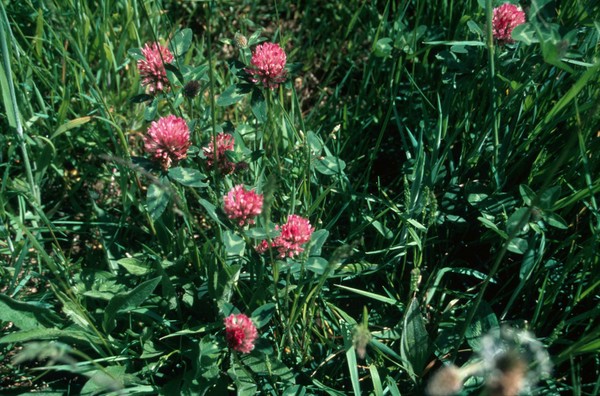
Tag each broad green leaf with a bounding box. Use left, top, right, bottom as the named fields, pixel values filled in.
left=103, top=276, right=162, bottom=332
left=539, top=186, right=561, bottom=209
left=0, top=293, right=61, bottom=330
left=541, top=37, right=574, bottom=73
left=308, top=229, right=329, bottom=256
left=478, top=216, right=508, bottom=239
left=198, top=197, right=225, bottom=226
left=507, top=207, right=530, bottom=236
left=507, top=237, right=528, bottom=254
left=519, top=184, right=537, bottom=207
left=128, top=47, right=143, bottom=61
left=373, top=37, right=393, bottom=57
left=80, top=365, right=127, bottom=395
left=544, top=212, right=568, bottom=229
left=224, top=230, right=245, bottom=257
left=216, top=84, right=251, bottom=106
left=230, top=360, right=258, bottom=396
left=116, top=257, right=151, bottom=275
left=168, top=167, right=208, bottom=188
left=169, top=28, right=193, bottom=57
left=251, top=303, right=276, bottom=328
left=306, top=257, right=329, bottom=275
left=244, top=226, right=279, bottom=240
left=465, top=301, right=498, bottom=351
left=512, top=23, right=538, bottom=44
left=241, top=353, right=294, bottom=383
left=144, top=97, right=158, bottom=121
left=306, top=131, right=324, bottom=155
left=314, top=155, right=346, bottom=176
left=401, top=298, right=429, bottom=378
left=140, top=339, right=163, bottom=359
left=146, top=183, right=169, bottom=220
left=251, top=88, right=267, bottom=123
left=211, top=264, right=241, bottom=307
left=61, top=295, right=96, bottom=329
left=165, top=63, right=184, bottom=84
left=466, top=20, right=484, bottom=36
left=183, top=64, right=209, bottom=81
left=386, top=376, right=402, bottom=396
left=519, top=241, right=537, bottom=281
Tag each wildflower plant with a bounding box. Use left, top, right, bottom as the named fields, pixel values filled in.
left=224, top=313, right=259, bottom=353
left=223, top=185, right=263, bottom=226
left=492, top=3, right=526, bottom=43
left=144, top=115, right=191, bottom=169
left=137, top=42, right=174, bottom=94
left=202, top=132, right=237, bottom=174
left=246, top=42, right=288, bottom=89
left=78, top=21, right=346, bottom=395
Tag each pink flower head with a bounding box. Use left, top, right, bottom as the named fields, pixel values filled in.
left=137, top=42, right=174, bottom=94
left=492, top=3, right=526, bottom=43
left=144, top=115, right=191, bottom=169
left=224, top=313, right=258, bottom=354
left=203, top=133, right=236, bottom=174
left=246, top=42, right=287, bottom=89
left=274, top=214, right=314, bottom=258
left=224, top=185, right=264, bottom=226
left=255, top=240, right=271, bottom=254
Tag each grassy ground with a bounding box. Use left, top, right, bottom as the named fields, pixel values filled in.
left=1, top=0, right=599, bottom=394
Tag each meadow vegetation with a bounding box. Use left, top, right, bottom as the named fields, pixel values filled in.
left=1, top=0, right=599, bottom=394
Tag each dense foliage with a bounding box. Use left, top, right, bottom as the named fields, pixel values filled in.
left=1, top=0, right=599, bottom=394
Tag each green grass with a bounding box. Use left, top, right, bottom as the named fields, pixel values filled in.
left=1, top=0, right=599, bottom=394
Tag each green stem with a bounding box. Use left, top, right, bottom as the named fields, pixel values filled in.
left=485, top=0, right=501, bottom=189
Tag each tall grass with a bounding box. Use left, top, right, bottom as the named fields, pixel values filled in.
left=1, top=0, right=599, bottom=394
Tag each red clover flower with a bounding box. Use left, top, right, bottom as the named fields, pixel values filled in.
left=224, top=313, right=258, bottom=354
left=492, top=3, right=526, bottom=43
left=137, top=42, right=174, bottom=94
left=223, top=185, right=263, bottom=226
left=256, top=215, right=314, bottom=258
left=144, top=115, right=191, bottom=170
left=246, top=42, right=288, bottom=89
left=203, top=133, right=237, bottom=175
left=255, top=240, right=271, bottom=254
left=273, top=215, right=315, bottom=258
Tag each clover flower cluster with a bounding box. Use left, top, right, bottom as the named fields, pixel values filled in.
left=134, top=37, right=301, bottom=359
left=137, top=42, right=174, bottom=94
left=203, top=133, right=237, bottom=175
left=256, top=214, right=315, bottom=259
left=223, top=185, right=263, bottom=226
left=246, top=42, right=287, bottom=89
left=144, top=115, right=191, bottom=170
left=492, top=3, right=526, bottom=42
left=224, top=313, right=258, bottom=354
